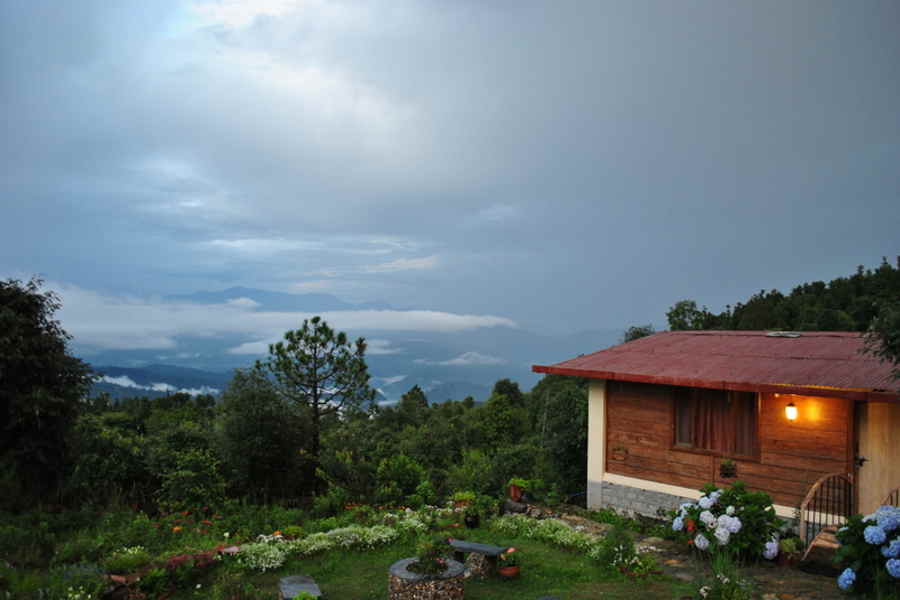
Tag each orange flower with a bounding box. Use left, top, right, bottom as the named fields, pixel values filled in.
left=273, top=530, right=282, bottom=536
left=686, top=519, right=695, bottom=533
left=172, top=526, right=183, bottom=533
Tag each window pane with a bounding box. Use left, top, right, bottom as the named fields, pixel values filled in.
left=675, top=388, right=694, bottom=445
left=732, top=392, right=758, bottom=456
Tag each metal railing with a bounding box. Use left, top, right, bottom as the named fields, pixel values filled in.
left=881, top=485, right=900, bottom=508
left=798, top=472, right=854, bottom=550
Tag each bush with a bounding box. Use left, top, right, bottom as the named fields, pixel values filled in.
left=156, top=448, right=226, bottom=513
left=101, top=546, right=152, bottom=574
left=669, top=482, right=782, bottom=561
left=375, top=455, right=427, bottom=506
left=834, top=506, right=900, bottom=596
left=693, top=552, right=756, bottom=600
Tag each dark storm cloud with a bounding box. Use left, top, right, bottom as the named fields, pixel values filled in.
left=2, top=0, right=898, bottom=336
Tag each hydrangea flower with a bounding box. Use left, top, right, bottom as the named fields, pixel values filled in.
left=837, top=567, right=856, bottom=590
left=864, top=525, right=887, bottom=545
left=763, top=539, right=779, bottom=560
left=694, top=533, right=710, bottom=551
left=726, top=516, right=742, bottom=534
left=876, top=506, right=900, bottom=532
left=698, top=496, right=714, bottom=510
left=672, top=517, right=684, bottom=532
left=882, top=539, right=900, bottom=559
left=714, top=526, right=730, bottom=546
left=726, top=505, right=735, bottom=516
left=700, top=510, right=717, bottom=528
left=887, top=558, right=900, bottom=578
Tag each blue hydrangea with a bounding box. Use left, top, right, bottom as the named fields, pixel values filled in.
left=672, top=517, right=684, bottom=532
left=864, top=525, right=887, bottom=545
left=763, top=539, right=778, bottom=560
left=882, top=539, right=900, bottom=559
left=698, top=496, right=714, bottom=510
left=837, top=567, right=856, bottom=590
left=694, top=533, right=709, bottom=551
left=887, top=558, right=900, bottom=579
left=876, top=506, right=900, bottom=532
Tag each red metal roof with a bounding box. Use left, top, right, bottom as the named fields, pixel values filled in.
left=533, top=331, right=899, bottom=401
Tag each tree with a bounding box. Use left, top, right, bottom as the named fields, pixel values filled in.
left=622, top=324, right=655, bottom=342
left=257, top=316, right=374, bottom=494
left=666, top=299, right=711, bottom=330
left=219, top=368, right=308, bottom=502
left=864, top=300, right=900, bottom=382
left=0, top=277, right=92, bottom=501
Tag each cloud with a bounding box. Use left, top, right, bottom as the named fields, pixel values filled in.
left=226, top=297, right=260, bottom=308
left=98, top=375, right=220, bottom=396
left=366, top=338, right=402, bottom=355
left=414, top=351, right=507, bottom=367
left=373, top=374, right=407, bottom=386
left=51, top=281, right=516, bottom=352
left=364, top=256, right=438, bottom=274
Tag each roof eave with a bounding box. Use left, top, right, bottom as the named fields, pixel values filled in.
left=531, top=364, right=899, bottom=402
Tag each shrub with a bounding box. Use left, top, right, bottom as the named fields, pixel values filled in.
left=156, top=448, right=226, bottom=513
left=834, top=506, right=900, bottom=596
left=408, top=537, right=449, bottom=576
left=669, top=482, right=782, bottom=561
left=101, top=546, right=152, bottom=574
left=313, top=485, right=349, bottom=517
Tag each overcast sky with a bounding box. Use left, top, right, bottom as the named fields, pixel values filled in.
left=2, top=0, right=898, bottom=341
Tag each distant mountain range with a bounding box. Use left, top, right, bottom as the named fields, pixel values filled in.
left=81, top=287, right=620, bottom=403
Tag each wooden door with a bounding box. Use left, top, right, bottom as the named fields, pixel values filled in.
left=855, top=401, right=900, bottom=514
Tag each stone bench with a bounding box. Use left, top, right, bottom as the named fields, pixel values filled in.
left=445, top=539, right=510, bottom=577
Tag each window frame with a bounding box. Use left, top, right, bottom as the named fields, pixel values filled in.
left=670, top=386, right=761, bottom=462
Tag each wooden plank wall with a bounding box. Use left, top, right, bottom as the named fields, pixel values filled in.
left=605, top=382, right=853, bottom=508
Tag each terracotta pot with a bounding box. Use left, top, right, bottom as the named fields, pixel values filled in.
left=498, top=565, right=520, bottom=579
left=508, top=484, right=523, bottom=502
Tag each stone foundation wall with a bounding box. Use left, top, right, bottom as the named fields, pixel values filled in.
left=388, top=558, right=465, bottom=600
left=590, top=480, right=798, bottom=532
left=594, top=481, right=694, bottom=519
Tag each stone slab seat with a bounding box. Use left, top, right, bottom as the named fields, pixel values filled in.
left=279, top=575, right=322, bottom=599
left=445, top=539, right=510, bottom=576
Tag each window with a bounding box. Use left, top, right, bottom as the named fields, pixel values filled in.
left=674, top=387, right=758, bottom=457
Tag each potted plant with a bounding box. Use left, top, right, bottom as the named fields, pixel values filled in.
left=719, top=458, right=737, bottom=478
left=451, top=490, right=476, bottom=509
left=507, top=477, right=528, bottom=502
left=777, top=536, right=801, bottom=567
left=497, top=547, right=521, bottom=579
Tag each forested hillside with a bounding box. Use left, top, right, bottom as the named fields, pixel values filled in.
left=666, top=257, right=900, bottom=332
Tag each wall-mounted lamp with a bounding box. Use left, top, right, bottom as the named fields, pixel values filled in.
left=785, top=402, right=798, bottom=421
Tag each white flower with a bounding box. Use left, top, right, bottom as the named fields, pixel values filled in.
left=695, top=533, right=710, bottom=551
left=700, top=510, right=717, bottom=528
left=726, top=505, right=735, bottom=516
left=195, top=584, right=201, bottom=589
left=714, top=526, right=731, bottom=545
left=224, top=532, right=230, bottom=539
left=699, top=585, right=710, bottom=598
left=726, top=516, right=742, bottom=534
left=763, top=538, right=779, bottom=560
left=698, top=496, right=713, bottom=509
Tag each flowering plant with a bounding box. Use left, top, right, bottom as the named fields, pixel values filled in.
left=833, top=505, right=900, bottom=595
left=499, top=547, right=521, bottom=567
left=670, top=482, right=782, bottom=560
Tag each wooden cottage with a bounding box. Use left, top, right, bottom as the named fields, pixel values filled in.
left=533, top=331, right=900, bottom=535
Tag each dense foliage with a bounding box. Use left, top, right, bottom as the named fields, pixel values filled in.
left=667, top=258, right=900, bottom=333
left=0, top=278, right=92, bottom=503
left=669, top=482, right=782, bottom=562
left=834, top=506, right=900, bottom=597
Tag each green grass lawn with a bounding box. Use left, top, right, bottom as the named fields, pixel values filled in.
left=172, top=526, right=695, bottom=599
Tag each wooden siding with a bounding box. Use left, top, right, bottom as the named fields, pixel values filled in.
left=605, top=381, right=853, bottom=508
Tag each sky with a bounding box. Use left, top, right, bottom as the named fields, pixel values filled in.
left=2, top=0, right=899, bottom=348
